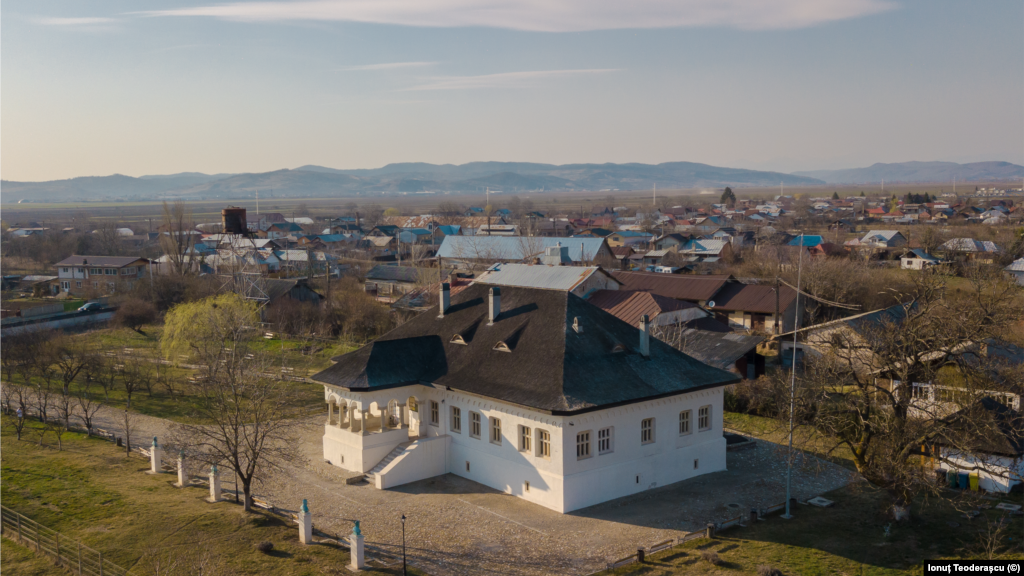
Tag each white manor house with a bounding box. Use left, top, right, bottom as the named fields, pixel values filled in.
left=312, top=281, right=739, bottom=513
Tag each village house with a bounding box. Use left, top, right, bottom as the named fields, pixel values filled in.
left=901, top=249, right=941, bottom=270
left=365, top=265, right=449, bottom=297
left=53, top=255, right=150, bottom=296
left=437, top=236, right=613, bottom=269
left=938, top=238, right=1001, bottom=263
left=312, top=283, right=739, bottom=513
left=1006, top=258, right=1024, bottom=286
left=473, top=259, right=621, bottom=298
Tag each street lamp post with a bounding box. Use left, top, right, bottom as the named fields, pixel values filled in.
left=401, top=514, right=407, bottom=576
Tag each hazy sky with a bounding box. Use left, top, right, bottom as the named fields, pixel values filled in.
left=2, top=0, right=1022, bottom=181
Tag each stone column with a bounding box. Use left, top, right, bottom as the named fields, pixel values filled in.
left=360, top=410, right=368, bottom=436
left=328, top=402, right=335, bottom=425
left=338, top=405, right=345, bottom=429
left=349, top=521, right=365, bottom=570
left=298, top=499, right=313, bottom=544
left=398, top=404, right=407, bottom=429
left=176, top=450, right=189, bottom=487
left=209, top=465, right=222, bottom=502
left=149, top=437, right=162, bottom=474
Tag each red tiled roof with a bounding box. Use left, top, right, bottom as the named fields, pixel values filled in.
left=587, top=289, right=696, bottom=327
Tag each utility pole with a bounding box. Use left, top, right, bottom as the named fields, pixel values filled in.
left=774, top=276, right=780, bottom=335
left=782, top=233, right=805, bottom=520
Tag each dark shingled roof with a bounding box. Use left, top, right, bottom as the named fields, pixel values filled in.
left=944, top=397, right=1024, bottom=457
left=674, top=330, right=764, bottom=371
left=313, top=284, right=739, bottom=414
left=611, top=271, right=734, bottom=302
left=710, top=283, right=798, bottom=314
left=55, top=255, right=148, bottom=268
left=366, top=265, right=448, bottom=284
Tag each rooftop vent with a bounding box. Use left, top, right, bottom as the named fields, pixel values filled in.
left=488, top=287, right=501, bottom=325
left=572, top=317, right=583, bottom=334
left=540, top=243, right=572, bottom=266
left=493, top=341, right=511, bottom=353
left=639, top=314, right=650, bottom=358
left=439, top=282, right=450, bottom=318
left=450, top=334, right=467, bottom=345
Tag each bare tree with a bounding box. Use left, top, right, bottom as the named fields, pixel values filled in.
left=93, top=222, right=125, bottom=256
left=117, top=409, right=140, bottom=456
left=120, top=357, right=153, bottom=408
left=52, top=333, right=93, bottom=394
left=753, top=269, right=1024, bottom=521
left=170, top=357, right=304, bottom=512
left=54, top=389, right=77, bottom=433
left=76, top=382, right=105, bottom=436
left=158, top=200, right=200, bottom=277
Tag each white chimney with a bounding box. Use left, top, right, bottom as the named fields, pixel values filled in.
left=488, top=287, right=501, bottom=325
left=439, top=282, right=450, bottom=317
left=639, top=314, right=650, bottom=358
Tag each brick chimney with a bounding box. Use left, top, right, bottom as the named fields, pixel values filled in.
left=639, top=314, right=650, bottom=358
left=488, top=287, right=501, bottom=325
left=439, top=282, right=450, bottom=318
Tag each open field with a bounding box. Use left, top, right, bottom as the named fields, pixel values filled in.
left=0, top=417, right=422, bottom=575
left=1, top=538, right=67, bottom=576
left=4, top=180, right=1020, bottom=229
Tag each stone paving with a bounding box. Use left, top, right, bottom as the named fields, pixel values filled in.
left=257, top=418, right=855, bottom=576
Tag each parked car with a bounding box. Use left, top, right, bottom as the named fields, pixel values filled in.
left=78, top=302, right=103, bottom=312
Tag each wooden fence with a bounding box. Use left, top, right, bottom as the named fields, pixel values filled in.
left=0, top=505, right=129, bottom=576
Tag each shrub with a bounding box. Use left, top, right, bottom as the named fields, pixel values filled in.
left=700, top=550, right=721, bottom=565
left=256, top=541, right=274, bottom=553
left=758, top=565, right=783, bottom=576
left=112, top=298, right=158, bottom=333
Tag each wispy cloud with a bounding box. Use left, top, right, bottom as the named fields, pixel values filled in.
left=339, top=61, right=437, bottom=71
left=34, top=16, right=119, bottom=27
left=138, top=0, right=895, bottom=32
left=404, top=69, right=620, bottom=91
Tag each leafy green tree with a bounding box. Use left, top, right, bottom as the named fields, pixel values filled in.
left=161, top=293, right=260, bottom=369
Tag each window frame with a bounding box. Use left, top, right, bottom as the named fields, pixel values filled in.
left=641, top=418, right=655, bottom=445
left=576, top=430, right=592, bottom=460
left=469, top=411, right=481, bottom=439
left=429, top=400, right=439, bottom=426
left=519, top=425, right=532, bottom=453
left=450, top=406, right=462, bottom=434
left=598, top=427, right=614, bottom=455
left=490, top=417, right=502, bottom=445
left=537, top=429, right=551, bottom=458
left=679, top=410, right=692, bottom=436
left=698, top=405, right=711, bottom=432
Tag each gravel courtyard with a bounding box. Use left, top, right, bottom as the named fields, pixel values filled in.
left=253, top=417, right=855, bottom=576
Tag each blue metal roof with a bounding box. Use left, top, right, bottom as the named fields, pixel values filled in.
left=788, top=235, right=824, bottom=247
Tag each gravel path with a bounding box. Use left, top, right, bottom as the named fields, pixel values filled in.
left=256, top=417, right=855, bottom=576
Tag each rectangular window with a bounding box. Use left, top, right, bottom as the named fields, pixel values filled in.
left=430, top=401, right=439, bottom=426
left=105, top=269, right=116, bottom=275
left=75, top=281, right=82, bottom=288
left=62, top=268, right=69, bottom=273
left=576, top=431, right=591, bottom=460
left=537, top=429, right=550, bottom=458
left=470, top=412, right=481, bottom=439
left=90, top=268, right=101, bottom=275
left=121, top=267, right=135, bottom=275
left=679, top=410, right=692, bottom=435
left=524, top=481, right=530, bottom=492
left=519, top=426, right=532, bottom=452
left=490, top=418, right=502, bottom=445
left=694, top=459, right=699, bottom=469
left=698, top=406, right=711, bottom=431
left=641, top=418, right=655, bottom=444
left=598, top=427, right=613, bottom=454
left=92, top=282, right=98, bottom=288
left=451, top=407, right=462, bottom=433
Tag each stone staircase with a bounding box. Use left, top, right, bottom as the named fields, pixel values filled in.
left=365, top=441, right=414, bottom=486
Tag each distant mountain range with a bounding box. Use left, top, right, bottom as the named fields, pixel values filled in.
left=3, top=160, right=1020, bottom=203
left=793, top=161, right=1024, bottom=184
left=1, top=161, right=822, bottom=202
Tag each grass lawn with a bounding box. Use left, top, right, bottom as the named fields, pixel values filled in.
left=602, top=482, right=1024, bottom=576
left=631, top=411, right=1024, bottom=575
left=0, top=418, right=423, bottom=575
left=1, top=538, right=67, bottom=576
left=4, top=325, right=362, bottom=423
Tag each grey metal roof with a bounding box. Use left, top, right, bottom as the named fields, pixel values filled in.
left=366, top=265, right=449, bottom=284
left=312, top=284, right=739, bottom=414
left=474, top=263, right=619, bottom=292
left=1005, top=258, right=1024, bottom=272
left=437, top=236, right=608, bottom=262
left=676, top=330, right=764, bottom=371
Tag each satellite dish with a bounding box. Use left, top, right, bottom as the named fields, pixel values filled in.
left=707, top=301, right=716, bottom=308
